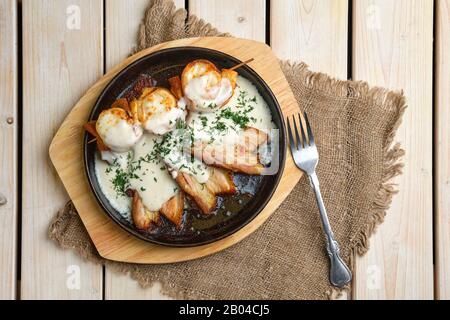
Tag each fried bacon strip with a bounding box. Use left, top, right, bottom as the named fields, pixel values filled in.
left=168, top=76, right=183, bottom=100
left=123, top=74, right=156, bottom=102
left=197, top=146, right=264, bottom=175
left=205, top=168, right=237, bottom=195
left=176, top=168, right=236, bottom=214
left=111, top=98, right=131, bottom=115
left=83, top=121, right=109, bottom=152
left=131, top=190, right=186, bottom=229
left=131, top=191, right=160, bottom=230
left=176, top=173, right=216, bottom=214
left=160, top=191, right=185, bottom=227
left=192, top=127, right=269, bottom=175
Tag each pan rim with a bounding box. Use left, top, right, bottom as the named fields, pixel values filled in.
left=84, top=46, right=287, bottom=247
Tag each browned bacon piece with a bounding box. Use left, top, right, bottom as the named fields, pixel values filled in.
left=168, top=76, right=183, bottom=100
left=205, top=168, right=236, bottom=195
left=123, top=74, right=156, bottom=102
left=176, top=168, right=236, bottom=214
left=192, top=127, right=269, bottom=175
left=131, top=190, right=186, bottom=229
left=131, top=191, right=160, bottom=230
left=83, top=121, right=109, bottom=152
left=160, top=191, right=185, bottom=227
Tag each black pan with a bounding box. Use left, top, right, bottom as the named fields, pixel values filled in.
left=84, top=47, right=286, bottom=247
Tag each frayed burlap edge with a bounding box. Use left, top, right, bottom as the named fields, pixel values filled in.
left=48, top=203, right=207, bottom=300
left=279, top=61, right=406, bottom=299
left=49, top=0, right=406, bottom=300
left=280, top=61, right=407, bottom=253
left=134, top=0, right=230, bottom=53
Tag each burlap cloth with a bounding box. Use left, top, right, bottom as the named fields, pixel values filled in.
left=49, top=0, right=406, bottom=299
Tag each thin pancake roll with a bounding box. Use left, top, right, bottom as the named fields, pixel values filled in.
left=180, top=59, right=238, bottom=112
left=84, top=99, right=143, bottom=153
left=130, top=87, right=186, bottom=135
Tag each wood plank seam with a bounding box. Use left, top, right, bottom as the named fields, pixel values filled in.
left=16, top=0, right=23, bottom=300
left=435, top=0, right=450, bottom=300
left=0, top=0, right=18, bottom=300
left=270, top=0, right=349, bottom=300
left=352, top=0, right=434, bottom=299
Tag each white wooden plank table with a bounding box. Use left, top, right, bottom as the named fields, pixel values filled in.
left=0, top=0, right=18, bottom=300
left=436, top=0, right=450, bottom=300
left=21, top=0, right=104, bottom=299
left=1, top=0, right=444, bottom=299
left=352, top=0, right=434, bottom=299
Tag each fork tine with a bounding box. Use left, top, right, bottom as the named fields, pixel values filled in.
left=292, top=115, right=303, bottom=149
left=287, top=116, right=297, bottom=151
left=304, top=112, right=314, bottom=145
left=298, top=113, right=307, bottom=147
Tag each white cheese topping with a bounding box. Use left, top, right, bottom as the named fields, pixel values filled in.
left=96, top=110, right=143, bottom=153
left=188, top=76, right=276, bottom=146
left=184, top=75, right=233, bottom=112
left=128, top=134, right=178, bottom=211
left=94, top=75, right=275, bottom=217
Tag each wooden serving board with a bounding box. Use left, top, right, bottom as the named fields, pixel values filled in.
left=49, top=37, right=302, bottom=264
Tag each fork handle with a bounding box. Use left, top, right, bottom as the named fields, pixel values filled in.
left=308, top=172, right=352, bottom=288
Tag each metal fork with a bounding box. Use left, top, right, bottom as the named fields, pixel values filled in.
left=287, top=112, right=352, bottom=288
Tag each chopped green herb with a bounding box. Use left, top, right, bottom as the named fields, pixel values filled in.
left=200, top=116, right=208, bottom=127
left=176, top=118, right=187, bottom=129
left=214, top=121, right=227, bottom=132
left=110, top=167, right=129, bottom=196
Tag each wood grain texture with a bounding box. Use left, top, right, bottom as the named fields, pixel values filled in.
left=270, top=0, right=348, bottom=76
left=352, top=0, right=434, bottom=299
left=104, top=0, right=184, bottom=300
left=105, top=0, right=151, bottom=70
left=106, top=273, right=172, bottom=300
left=436, top=0, right=450, bottom=300
left=270, top=0, right=349, bottom=300
left=0, top=0, right=17, bottom=300
left=189, top=0, right=266, bottom=41
left=21, top=0, right=103, bottom=299
left=105, top=0, right=185, bottom=70
left=49, top=37, right=302, bottom=264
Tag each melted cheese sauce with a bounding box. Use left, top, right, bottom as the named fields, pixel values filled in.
left=161, top=129, right=211, bottom=183
left=184, top=75, right=232, bottom=112
left=129, top=134, right=178, bottom=211
left=95, top=75, right=275, bottom=218
left=140, top=89, right=186, bottom=135
left=94, top=152, right=132, bottom=218
left=96, top=110, right=143, bottom=153
left=188, top=76, right=276, bottom=146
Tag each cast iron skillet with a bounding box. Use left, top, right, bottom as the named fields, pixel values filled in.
left=84, top=47, right=286, bottom=247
